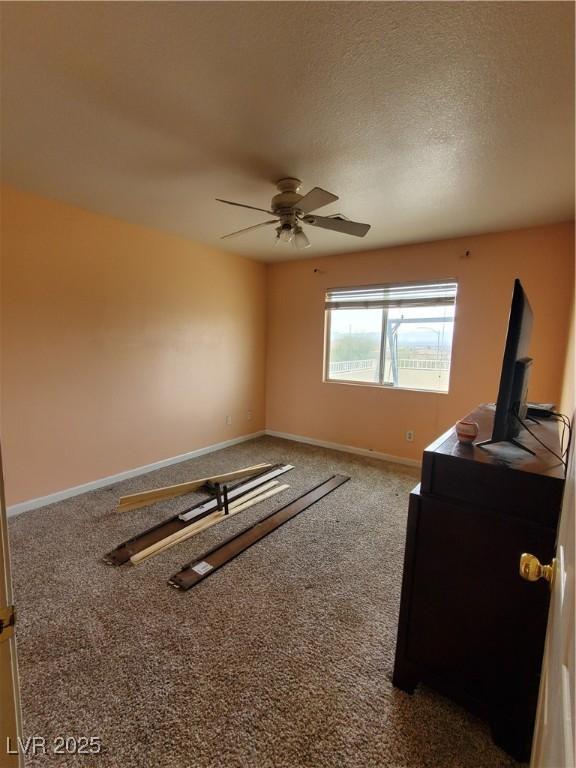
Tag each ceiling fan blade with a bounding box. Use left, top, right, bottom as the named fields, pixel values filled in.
left=220, top=220, right=278, bottom=240
left=302, top=214, right=371, bottom=237
left=296, top=187, right=339, bottom=214
left=216, top=198, right=274, bottom=215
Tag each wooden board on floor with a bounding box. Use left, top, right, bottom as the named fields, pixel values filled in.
left=168, top=475, right=350, bottom=591
left=116, top=462, right=272, bottom=512
left=104, top=464, right=294, bottom=566
left=130, top=481, right=289, bottom=564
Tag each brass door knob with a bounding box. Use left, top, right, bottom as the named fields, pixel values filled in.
left=519, top=553, right=556, bottom=589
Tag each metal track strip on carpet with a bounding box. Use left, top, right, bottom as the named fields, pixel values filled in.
left=103, top=464, right=294, bottom=566
left=168, top=474, right=350, bottom=591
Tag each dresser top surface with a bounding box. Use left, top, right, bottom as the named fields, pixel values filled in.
left=426, top=404, right=565, bottom=481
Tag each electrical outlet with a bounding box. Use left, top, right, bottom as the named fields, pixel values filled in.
left=226, top=415, right=232, bottom=425
left=406, top=430, right=414, bottom=442
left=247, top=410, right=252, bottom=421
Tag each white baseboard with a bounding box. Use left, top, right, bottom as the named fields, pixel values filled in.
left=264, top=430, right=421, bottom=468
left=7, top=428, right=419, bottom=518
left=6, top=431, right=265, bottom=518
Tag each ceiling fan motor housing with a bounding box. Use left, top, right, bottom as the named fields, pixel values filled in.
left=271, top=177, right=303, bottom=215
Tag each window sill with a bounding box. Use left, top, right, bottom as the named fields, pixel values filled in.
left=323, top=378, right=450, bottom=395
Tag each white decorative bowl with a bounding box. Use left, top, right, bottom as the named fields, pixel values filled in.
left=456, top=419, right=479, bottom=444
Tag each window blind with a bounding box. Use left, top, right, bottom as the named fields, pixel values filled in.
left=325, top=281, right=457, bottom=310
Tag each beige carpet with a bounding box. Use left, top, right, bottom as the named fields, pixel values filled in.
left=8, top=437, right=521, bottom=767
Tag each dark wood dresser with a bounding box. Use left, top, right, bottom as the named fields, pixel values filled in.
left=392, top=404, right=565, bottom=762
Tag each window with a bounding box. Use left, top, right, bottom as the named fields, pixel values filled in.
left=324, top=281, right=457, bottom=393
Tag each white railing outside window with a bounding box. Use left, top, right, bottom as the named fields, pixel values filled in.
left=397, top=358, right=450, bottom=371
left=329, top=359, right=375, bottom=374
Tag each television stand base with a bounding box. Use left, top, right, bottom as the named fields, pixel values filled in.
left=475, top=437, right=536, bottom=456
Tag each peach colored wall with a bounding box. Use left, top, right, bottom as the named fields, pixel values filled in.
left=266, top=223, right=575, bottom=461
left=0, top=186, right=267, bottom=505
left=560, top=298, right=575, bottom=418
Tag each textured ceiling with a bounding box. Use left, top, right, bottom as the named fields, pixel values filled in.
left=1, top=2, right=574, bottom=262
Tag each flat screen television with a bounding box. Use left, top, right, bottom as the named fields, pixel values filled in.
left=477, top=278, right=535, bottom=454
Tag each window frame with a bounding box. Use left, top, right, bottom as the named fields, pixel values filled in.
left=323, top=279, right=457, bottom=394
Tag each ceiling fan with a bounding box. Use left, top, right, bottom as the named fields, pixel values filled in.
left=216, top=178, right=371, bottom=249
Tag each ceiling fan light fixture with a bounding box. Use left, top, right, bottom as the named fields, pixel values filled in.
left=294, top=227, right=310, bottom=249
left=279, top=224, right=294, bottom=243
